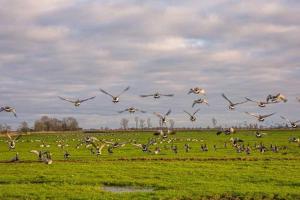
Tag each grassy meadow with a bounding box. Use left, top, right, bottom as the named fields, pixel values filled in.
left=0, top=130, right=299, bottom=200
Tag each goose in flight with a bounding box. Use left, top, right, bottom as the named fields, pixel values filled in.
left=99, top=86, right=130, bottom=103
left=255, top=130, right=267, bottom=138
left=30, top=150, right=52, bottom=164
left=192, top=98, right=209, bottom=107
left=266, top=93, right=287, bottom=103
left=0, top=106, right=17, bottom=117
left=58, top=96, right=96, bottom=107
left=153, top=109, right=171, bottom=127
left=222, top=94, right=248, bottom=110
left=188, top=87, right=206, bottom=95
left=245, top=97, right=273, bottom=108
left=280, top=116, right=300, bottom=128
left=6, top=133, right=22, bottom=150
left=140, top=92, right=174, bottom=99
left=118, top=107, right=146, bottom=114
left=244, top=112, right=275, bottom=122
left=216, top=128, right=235, bottom=135
left=184, top=109, right=200, bottom=122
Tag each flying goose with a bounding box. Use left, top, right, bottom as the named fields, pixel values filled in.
left=99, top=86, right=130, bottom=103
left=266, top=93, right=287, bottom=103
left=184, top=109, right=200, bottom=122
left=255, top=130, right=267, bottom=138
left=280, top=116, right=300, bottom=128
left=244, top=112, right=275, bottom=122
left=30, top=150, right=52, bottom=164
left=6, top=133, right=22, bottom=150
left=153, top=109, right=171, bottom=127
left=245, top=97, right=272, bottom=108
left=58, top=96, right=96, bottom=107
left=188, top=87, right=206, bottom=95
left=192, top=98, right=209, bottom=107
left=0, top=106, right=17, bottom=117
left=140, top=92, right=174, bottom=99
left=216, top=127, right=235, bottom=135
left=118, top=107, right=146, bottom=114
left=222, top=94, right=248, bottom=110
left=131, top=139, right=155, bottom=153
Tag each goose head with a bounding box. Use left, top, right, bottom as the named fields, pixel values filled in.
left=153, top=93, right=160, bottom=98
left=112, top=97, right=119, bottom=103
left=190, top=116, right=196, bottom=122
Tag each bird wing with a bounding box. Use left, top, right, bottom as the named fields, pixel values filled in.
left=280, top=116, right=291, bottom=123
left=131, top=143, right=142, bottom=148
left=6, top=133, right=12, bottom=140
left=245, top=112, right=259, bottom=118
left=140, top=94, right=154, bottom=97
left=234, top=100, right=248, bottom=106
left=117, top=86, right=130, bottom=97
left=58, top=96, right=75, bottom=103
left=118, top=108, right=128, bottom=113
left=14, top=134, right=22, bottom=141
left=261, top=113, right=276, bottom=118
left=222, top=94, right=233, bottom=104
left=184, top=110, right=192, bottom=117
left=165, top=109, right=172, bottom=116
left=278, top=94, right=287, bottom=102
left=139, top=109, right=147, bottom=113
left=245, top=97, right=257, bottom=103
left=193, top=108, right=201, bottom=116
left=154, top=112, right=163, bottom=119
left=30, top=150, right=40, bottom=156
left=12, top=109, right=17, bottom=117
left=294, top=120, right=300, bottom=124
left=99, top=89, right=114, bottom=98
left=161, top=94, right=174, bottom=97
left=80, top=96, right=96, bottom=103
left=0, top=107, right=4, bottom=112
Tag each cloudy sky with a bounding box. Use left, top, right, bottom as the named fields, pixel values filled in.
left=0, top=0, right=299, bottom=129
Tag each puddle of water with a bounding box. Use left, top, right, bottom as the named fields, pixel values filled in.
left=102, top=186, right=154, bottom=193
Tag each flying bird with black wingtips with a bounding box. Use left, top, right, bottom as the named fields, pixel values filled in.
left=154, top=109, right=171, bottom=127
left=0, top=106, right=17, bottom=117
left=192, top=98, right=209, bottom=107
left=184, top=109, right=200, bottom=122
left=244, top=112, right=275, bottom=122
left=245, top=97, right=273, bottom=108
left=118, top=107, right=146, bottom=114
left=58, top=96, right=96, bottom=107
left=99, top=86, right=130, bottom=103
left=280, top=116, right=300, bottom=128
left=140, top=92, right=174, bottom=99
left=222, top=93, right=248, bottom=110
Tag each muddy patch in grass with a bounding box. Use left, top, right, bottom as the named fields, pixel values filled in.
left=102, top=185, right=154, bottom=193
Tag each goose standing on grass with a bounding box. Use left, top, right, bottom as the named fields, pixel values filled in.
left=154, top=109, right=171, bottom=127
left=118, top=107, right=146, bottom=114
left=192, top=98, right=209, bottom=107
left=245, top=97, right=272, bottom=108
left=184, top=109, right=200, bottom=122
left=99, top=86, right=130, bottom=103
left=140, top=92, right=174, bottom=99
left=222, top=93, right=248, bottom=110
left=280, top=116, right=300, bottom=128
left=0, top=106, right=17, bottom=117
left=266, top=93, right=287, bottom=103
left=58, top=96, right=96, bottom=107
left=188, top=87, right=206, bottom=95
left=244, top=112, right=275, bottom=122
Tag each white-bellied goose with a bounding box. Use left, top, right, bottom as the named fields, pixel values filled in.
left=0, top=106, right=17, bottom=117
left=266, top=93, right=287, bottom=103
left=188, top=87, right=206, bottom=95
left=222, top=94, right=247, bottom=110
left=154, top=109, right=171, bottom=127
left=99, top=86, right=130, bottom=103
left=58, top=96, right=96, bottom=107
left=280, top=116, right=300, bottom=128
left=245, top=112, right=275, bottom=122
left=140, top=92, right=174, bottom=99
left=184, top=109, right=200, bottom=122
left=118, top=107, right=146, bottom=114
left=192, top=98, right=209, bottom=107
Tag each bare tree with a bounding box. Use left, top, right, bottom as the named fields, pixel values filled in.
left=139, top=119, right=145, bottom=130
left=134, top=116, right=139, bottom=129
left=120, top=118, right=129, bottom=130
left=147, top=118, right=152, bottom=129
left=18, top=121, right=30, bottom=133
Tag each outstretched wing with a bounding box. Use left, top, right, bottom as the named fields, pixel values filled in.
left=262, top=113, right=275, bottom=118
left=12, top=109, right=17, bottom=117
left=280, top=116, right=291, bottom=123
left=245, top=112, right=259, bottom=118
left=245, top=97, right=257, bottom=103
left=99, top=89, right=114, bottom=98
left=161, top=94, right=174, bottom=97
left=117, top=86, right=130, bottom=97
left=193, top=108, right=201, bottom=116
left=153, top=112, right=163, bottom=119
left=165, top=109, right=172, bottom=116
left=222, top=93, right=233, bottom=104
left=118, top=108, right=128, bottom=113
left=80, top=96, right=96, bottom=103
left=0, top=107, right=4, bottom=112
left=6, top=133, right=12, bottom=140
left=184, top=110, right=192, bottom=117
left=58, top=96, right=75, bottom=103
left=15, top=134, right=22, bottom=141
left=234, top=100, right=248, bottom=106
left=30, top=150, right=40, bottom=156
left=140, top=94, right=154, bottom=98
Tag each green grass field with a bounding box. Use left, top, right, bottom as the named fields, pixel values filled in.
left=0, top=130, right=300, bottom=200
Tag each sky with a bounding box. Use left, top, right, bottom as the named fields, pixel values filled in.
left=0, top=0, right=299, bottom=129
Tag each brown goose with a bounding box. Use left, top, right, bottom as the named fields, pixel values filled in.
left=188, top=87, right=206, bottom=95
left=266, top=93, right=287, bottom=103
left=140, top=92, right=174, bottom=99
left=154, top=109, right=171, bottom=127
left=222, top=94, right=248, bottom=110
left=184, top=109, right=200, bottom=122
left=192, top=98, right=209, bottom=107
left=244, top=112, right=275, bottom=122
left=99, top=86, right=130, bottom=103
left=0, top=106, right=17, bottom=117
left=280, top=116, right=300, bottom=128
left=245, top=97, right=273, bottom=108
left=118, top=107, right=146, bottom=114
left=58, top=96, right=96, bottom=107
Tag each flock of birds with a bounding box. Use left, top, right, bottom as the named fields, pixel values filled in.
left=1, top=87, right=300, bottom=164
